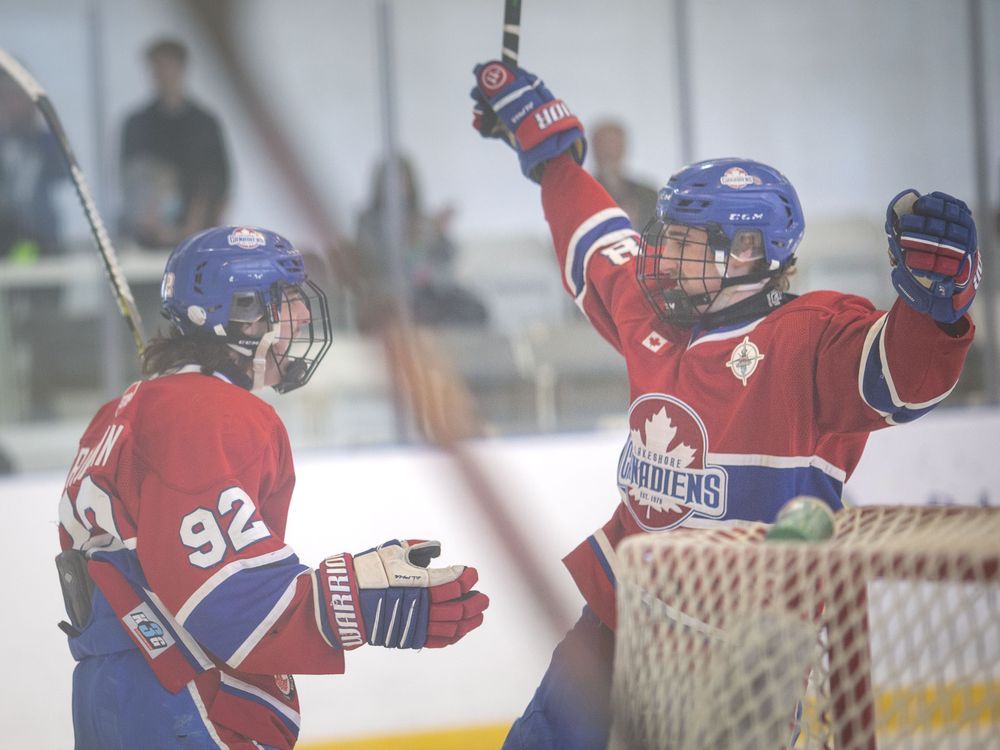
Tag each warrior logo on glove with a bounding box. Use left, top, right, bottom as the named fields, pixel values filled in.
left=316, top=540, right=488, bottom=651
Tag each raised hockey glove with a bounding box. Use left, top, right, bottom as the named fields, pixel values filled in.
left=316, top=540, right=488, bottom=650
left=886, top=189, right=981, bottom=323
left=471, top=60, right=586, bottom=183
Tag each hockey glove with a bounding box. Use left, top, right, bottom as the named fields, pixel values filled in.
left=886, top=189, right=981, bottom=323
left=471, top=60, right=586, bottom=183
left=315, top=540, right=488, bottom=650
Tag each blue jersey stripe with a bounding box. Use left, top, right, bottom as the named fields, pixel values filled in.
left=586, top=535, right=617, bottom=590
left=218, top=679, right=300, bottom=736
left=569, top=215, right=632, bottom=296
left=710, top=464, right=843, bottom=523
left=184, top=555, right=308, bottom=661
left=860, top=325, right=942, bottom=424
left=861, top=324, right=895, bottom=414
left=87, top=546, right=212, bottom=673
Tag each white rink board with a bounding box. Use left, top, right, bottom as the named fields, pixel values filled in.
left=1, top=408, right=997, bottom=747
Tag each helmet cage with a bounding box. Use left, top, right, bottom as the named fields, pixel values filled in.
left=636, top=158, right=804, bottom=327
left=160, top=226, right=332, bottom=393
left=636, top=219, right=729, bottom=328
left=222, top=279, right=332, bottom=393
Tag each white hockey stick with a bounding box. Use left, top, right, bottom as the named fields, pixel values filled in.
left=0, top=48, right=147, bottom=355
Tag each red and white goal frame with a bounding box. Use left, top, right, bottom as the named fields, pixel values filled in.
left=610, top=506, right=1000, bottom=749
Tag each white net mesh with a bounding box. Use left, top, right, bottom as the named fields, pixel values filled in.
left=610, top=506, right=1000, bottom=750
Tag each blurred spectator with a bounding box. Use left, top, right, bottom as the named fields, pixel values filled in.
left=0, top=443, right=13, bottom=474
left=355, top=154, right=488, bottom=328
left=0, top=68, right=66, bottom=261
left=590, top=119, right=658, bottom=229
left=0, top=65, right=74, bottom=420
left=120, top=37, right=230, bottom=248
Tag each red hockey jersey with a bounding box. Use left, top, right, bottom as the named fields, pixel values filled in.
left=541, top=156, right=974, bottom=629
left=58, top=367, right=348, bottom=749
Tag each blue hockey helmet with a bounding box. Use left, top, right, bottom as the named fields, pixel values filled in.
left=160, top=226, right=332, bottom=393
left=636, top=158, right=805, bottom=326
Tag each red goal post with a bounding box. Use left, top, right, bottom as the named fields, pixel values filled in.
left=610, top=506, right=1000, bottom=750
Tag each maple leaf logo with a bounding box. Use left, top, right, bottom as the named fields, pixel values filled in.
left=628, top=407, right=698, bottom=517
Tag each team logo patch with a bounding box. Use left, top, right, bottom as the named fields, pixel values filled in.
left=617, top=394, right=728, bottom=531
left=479, top=62, right=510, bottom=93
left=720, top=167, right=762, bottom=190
left=274, top=674, right=296, bottom=700
left=123, top=605, right=174, bottom=658
left=227, top=227, right=266, bottom=249
left=725, top=335, right=765, bottom=386
left=641, top=331, right=667, bottom=353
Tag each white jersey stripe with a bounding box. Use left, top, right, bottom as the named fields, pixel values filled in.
left=687, top=316, right=767, bottom=349
left=859, top=313, right=958, bottom=424
left=144, top=588, right=215, bottom=671
left=176, top=546, right=297, bottom=625
left=227, top=572, right=308, bottom=669
left=186, top=683, right=231, bottom=749
left=219, top=673, right=301, bottom=729
left=563, top=208, right=630, bottom=295
left=591, top=528, right=620, bottom=580
left=877, top=314, right=957, bottom=412
left=706, top=452, right=847, bottom=483
left=858, top=313, right=890, bottom=419
left=573, top=229, right=635, bottom=317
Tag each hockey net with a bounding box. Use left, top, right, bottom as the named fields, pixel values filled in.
left=609, top=506, right=1000, bottom=750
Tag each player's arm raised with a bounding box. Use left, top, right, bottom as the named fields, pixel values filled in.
left=470, top=61, right=643, bottom=352
left=813, top=190, right=977, bottom=431
left=471, top=60, right=585, bottom=183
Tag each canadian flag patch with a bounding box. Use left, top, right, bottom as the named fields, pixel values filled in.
left=642, top=331, right=667, bottom=353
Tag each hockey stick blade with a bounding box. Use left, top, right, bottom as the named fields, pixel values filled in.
left=0, top=47, right=147, bottom=355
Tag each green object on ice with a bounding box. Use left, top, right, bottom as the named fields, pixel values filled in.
left=765, top=496, right=835, bottom=543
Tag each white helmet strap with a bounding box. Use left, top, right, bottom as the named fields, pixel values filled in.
left=251, top=328, right=278, bottom=392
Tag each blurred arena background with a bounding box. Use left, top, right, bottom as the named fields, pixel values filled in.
left=0, top=1, right=998, bottom=747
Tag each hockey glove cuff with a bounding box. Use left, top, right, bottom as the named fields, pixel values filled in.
left=471, top=60, right=586, bottom=183
left=886, top=189, right=981, bottom=323
left=315, top=540, right=488, bottom=651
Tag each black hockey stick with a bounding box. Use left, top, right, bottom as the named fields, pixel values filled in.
left=0, top=48, right=147, bottom=355
left=502, top=0, right=521, bottom=67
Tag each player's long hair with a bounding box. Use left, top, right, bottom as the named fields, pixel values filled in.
left=768, top=263, right=796, bottom=292
left=141, top=330, right=247, bottom=379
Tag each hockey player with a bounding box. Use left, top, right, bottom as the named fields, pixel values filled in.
left=470, top=61, right=979, bottom=749
left=57, top=226, right=489, bottom=749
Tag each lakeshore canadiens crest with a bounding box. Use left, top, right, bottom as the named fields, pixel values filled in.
left=617, top=394, right=728, bottom=530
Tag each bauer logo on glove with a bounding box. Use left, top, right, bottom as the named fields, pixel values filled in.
left=885, top=189, right=981, bottom=324
left=471, top=60, right=586, bottom=183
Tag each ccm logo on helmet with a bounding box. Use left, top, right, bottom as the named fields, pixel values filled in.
left=729, top=212, right=765, bottom=222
